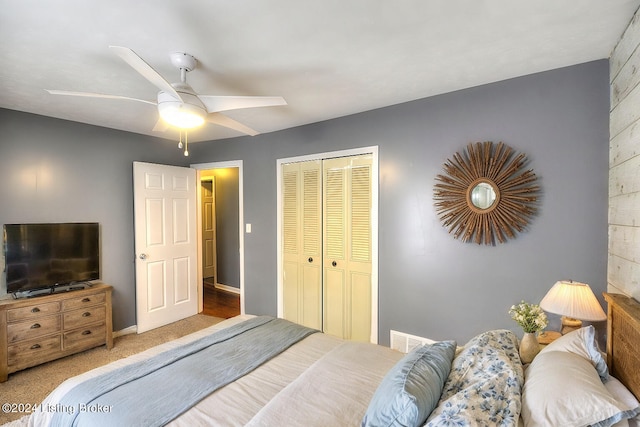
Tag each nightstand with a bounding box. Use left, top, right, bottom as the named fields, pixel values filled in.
left=537, top=330, right=561, bottom=347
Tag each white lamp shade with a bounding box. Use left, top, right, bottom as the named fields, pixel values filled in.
left=540, top=280, right=607, bottom=321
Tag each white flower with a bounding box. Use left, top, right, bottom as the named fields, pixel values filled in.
left=508, top=301, right=548, bottom=333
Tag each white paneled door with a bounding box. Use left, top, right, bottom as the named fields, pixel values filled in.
left=201, top=178, right=217, bottom=282
left=133, top=162, right=198, bottom=333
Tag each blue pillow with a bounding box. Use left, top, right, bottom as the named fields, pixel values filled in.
left=362, top=340, right=456, bottom=427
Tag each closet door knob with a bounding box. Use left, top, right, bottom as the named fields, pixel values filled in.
left=332, top=261, right=337, bottom=267
left=308, top=257, right=313, bottom=263
left=139, top=253, right=148, bottom=260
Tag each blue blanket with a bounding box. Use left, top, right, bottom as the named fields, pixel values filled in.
left=51, top=316, right=318, bottom=427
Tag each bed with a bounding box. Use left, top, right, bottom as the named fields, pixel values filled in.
left=7, top=293, right=640, bottom=427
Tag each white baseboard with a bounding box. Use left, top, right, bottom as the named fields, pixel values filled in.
left=113, top=325, right=137, bottom=338
left=214, top=283, right=241, bottom=295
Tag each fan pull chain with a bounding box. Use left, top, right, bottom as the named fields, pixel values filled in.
left=175, top=131, right=190, bottom=156
left=176, top=131, right=189, bottom=156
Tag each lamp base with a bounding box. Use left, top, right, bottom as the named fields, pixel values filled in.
left=561, top=316, right=582, bottom=335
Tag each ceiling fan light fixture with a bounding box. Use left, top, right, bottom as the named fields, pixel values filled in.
left=158, top=100, right=206, bottom=129
left=157, top=88, right=206, bottom=129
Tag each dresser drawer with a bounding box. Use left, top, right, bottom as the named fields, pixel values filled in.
left=0, top=283, right=113, bottom=382
left=7, top=301, right=61, bottom=322
left=8, top=336, right=62, bottom=367
left=62, top=292, right=106, bottom=311
left=63, top=306, right=105, bottom=330
left=7, top=315, right=61, bottom=343
left=63, top=324, right=106, bottom=353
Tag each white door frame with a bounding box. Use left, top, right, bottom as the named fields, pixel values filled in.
left=190, top=160, right=245, bottom=315
left=276, top=146, right=379, bottom=343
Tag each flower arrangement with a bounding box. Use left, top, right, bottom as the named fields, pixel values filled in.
left=508, top=301, right=548, bottom=333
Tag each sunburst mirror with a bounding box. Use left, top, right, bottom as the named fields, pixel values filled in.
left=433, top=141, right=539, bottom=245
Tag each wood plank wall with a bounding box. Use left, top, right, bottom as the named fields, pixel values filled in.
left=609, top=10, right=640, bottom=299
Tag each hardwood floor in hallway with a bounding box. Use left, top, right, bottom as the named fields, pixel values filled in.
left=201, top=283, right=240, bottom=318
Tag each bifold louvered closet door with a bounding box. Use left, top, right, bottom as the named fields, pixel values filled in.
left=282, top=154, right=373, bottom=341
left=282, top=160, right=323, bottom=330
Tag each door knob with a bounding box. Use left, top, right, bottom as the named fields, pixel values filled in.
left=139, top=253, right=148, bottom=260
left=308, top=257, right=313, bottom=263
left=332, top=261, right=337, bottom=267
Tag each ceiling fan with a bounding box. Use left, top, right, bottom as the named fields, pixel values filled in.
left=46, top=46, right=287, bottom=138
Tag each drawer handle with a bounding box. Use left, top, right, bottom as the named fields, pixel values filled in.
left=82, top=312, right=91, bottom=317
left=30, top=343, right=41, bottom=350
left=81, top=330, right=92, bottom=336
left=30, top=323, right=41, bottom=329
left=31, top=307, right=41, bottom=313
left=82, top=298, right=91, bottom=303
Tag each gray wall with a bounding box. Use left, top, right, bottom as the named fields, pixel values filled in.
left=191, top=60, right=610, bottom=345
left=0, top=113, right=189, bottom=330
left=0, top=59, right=609, bottom=344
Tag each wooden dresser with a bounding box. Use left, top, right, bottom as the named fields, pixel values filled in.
left=0, top=283, right=113, bottom=382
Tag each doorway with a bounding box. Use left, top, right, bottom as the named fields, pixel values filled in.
left=192, top=161, right=244, bottom=318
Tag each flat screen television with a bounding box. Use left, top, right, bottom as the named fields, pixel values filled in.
left=3, top=222, right=100, bottom=295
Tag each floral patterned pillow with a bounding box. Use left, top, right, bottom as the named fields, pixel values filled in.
left=425, top=330, right=524, bottom=426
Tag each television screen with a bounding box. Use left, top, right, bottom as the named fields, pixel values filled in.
left=3, top=223, right=100, bottom=294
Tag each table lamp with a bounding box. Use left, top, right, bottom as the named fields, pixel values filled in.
left=539, top=280, right=607, bottom=334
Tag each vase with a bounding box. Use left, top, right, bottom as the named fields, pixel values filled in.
left=519, top=332, right=540, bottom=364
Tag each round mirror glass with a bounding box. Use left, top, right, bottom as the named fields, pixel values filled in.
left=470, top=182, right=497, bottom=210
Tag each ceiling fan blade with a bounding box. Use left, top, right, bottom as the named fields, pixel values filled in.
left=45, top=90, right=156, bottom=106
left=109, top=46, right=183, bottom=102
left=199, top=96, right=286, bottom=113
left=206, top=113, right=259, bottom=136
left=152, top=118, right=169, bottom=132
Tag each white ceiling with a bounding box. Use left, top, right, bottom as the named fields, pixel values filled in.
left=1, top=1, right=638, bottom=143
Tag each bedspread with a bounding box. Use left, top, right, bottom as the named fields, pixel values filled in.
left=50, top=316, right=318, bottom=427
left=22, top=315, right=404, bottom=427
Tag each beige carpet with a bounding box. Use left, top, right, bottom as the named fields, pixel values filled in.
left=0, top=314, right=224, bottom=425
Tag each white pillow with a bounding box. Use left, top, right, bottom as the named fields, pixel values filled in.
left=606, top=377, right=640, bottom=427
left=522, top=352, right=640, bottom=427
left=539, top=325, right=608, bottom=380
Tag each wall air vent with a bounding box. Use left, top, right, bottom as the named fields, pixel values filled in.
left=390, top=330, right=436, bottom=353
